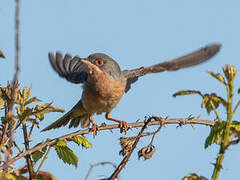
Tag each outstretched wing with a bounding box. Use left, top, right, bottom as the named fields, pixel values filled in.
left=122, top=43, right=221, bottom=92
left=48, top=52, right=89, bottom=84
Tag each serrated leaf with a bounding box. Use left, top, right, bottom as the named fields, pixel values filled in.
left=173, top=90, right=202, bottom=97
left=201, top=93, right=226, bottom=114
left=208, top=71, right=226, bottom=84
left=72, top=136, right=92, bottom=149
left=56, top=140, right=67, bottom=147
left=31, top=146, right=47, bottom=163
left=205, top=121, right=226, bottom=148
left=24, top=97, right=41, bottom=105
left=55, top=145, right=78, bottom=167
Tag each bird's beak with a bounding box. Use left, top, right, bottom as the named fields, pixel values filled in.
left=81, top=59, right=102, bottom=74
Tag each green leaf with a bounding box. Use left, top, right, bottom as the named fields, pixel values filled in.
left=55, top=145, right=78, bottom=167
left=72, top=136, right=92, bottom=149
left=25, top=97, right=41, bottom=105
left=208, top=71, right=226, bottom=84
left=201, top=93, right=226, bottom=114
left=223, top=65, right=237, bottom=82
left=34, top=103, right=64, bottom=114
left=56, top=140, right=67, bottom=147
left=205, top=121, right=226, bottom=148
left=173, top=90, right=202, bottom=97
left=0, top=173, right=16, bottom=180
left=36, top=113, right=44, bottom=121
left=31, top=146, right=47, bottom=163
left=18, top=107, right=33, bottom=122
left=22, top=87, right=28, bottom=102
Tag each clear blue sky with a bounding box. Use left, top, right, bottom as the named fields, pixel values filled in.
left=1, top=1, right=240, bottom=180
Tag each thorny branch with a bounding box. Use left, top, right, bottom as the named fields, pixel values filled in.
left=108, top=117, right=155, bottom=180
left=0, top=116, right=215, bottom=171
left=84, top=162, right=120, bottom=180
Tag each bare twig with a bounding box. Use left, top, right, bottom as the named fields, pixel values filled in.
left=22, top=123, right=34, bottom=179
left=2, top=0, right=20, bottom=178
left=108, top=117, right=154, bottom=180
left=84, top=162, right=120, bottom=180
left=35, top=146, right=52, bottom=176
left=0, top=117, right=214, bottom=170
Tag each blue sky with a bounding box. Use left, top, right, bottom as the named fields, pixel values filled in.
left=1, top=1, right=240, bottom=180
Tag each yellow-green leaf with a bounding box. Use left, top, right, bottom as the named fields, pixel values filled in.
left=173, top=90, right=202, bottom=97
left=223, top=65, right=237, bottom=81
left=25, top=97, right=41, bottom=105
left=55, top=145, right=78, bottom=167
left=36, top=113, right=44, bottom=121
left=31, top=146, right=47, bottom=163
left=205, top=121, right=226, bottom=148
left=35, top=103, right=64, bottom=114
left=208, top=71, right=226, bottom=84
left=22, top=87, right=28, bottom=102
left=0, top=173, right=16, bottom=180
left=72, top=136, right=92, bottom=149
left=0, top=97, right=4, bottom=109
left=56, top=140, right=67, bottom=147
left=201, top=93, right=226, bottom=114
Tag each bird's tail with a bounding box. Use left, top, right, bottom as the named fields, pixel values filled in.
left=41, top=100, right=91, bottom=132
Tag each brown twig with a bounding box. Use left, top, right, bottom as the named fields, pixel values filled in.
left=108, top=117, right=154, bottom=180
left=84, top=162, right=120, bottom=180
left=2, top=0, right=20, bottom=178
left=22, top=123, right=34, bottom=179
left=0, top=117, right=214, bottom=170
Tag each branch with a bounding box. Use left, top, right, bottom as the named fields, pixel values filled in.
left=84, top=162, right=119, bottom=180
left=108, top=117, right=154, bottom=179
left=2, top=0, right=20, bottom=177
left=0, top=116, right=215, bottom=170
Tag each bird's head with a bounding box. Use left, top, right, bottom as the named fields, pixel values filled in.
left=82, top=53, right=122, bottom=80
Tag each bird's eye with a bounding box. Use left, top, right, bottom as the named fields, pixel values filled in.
left=95, top=59, right=104, bottom=66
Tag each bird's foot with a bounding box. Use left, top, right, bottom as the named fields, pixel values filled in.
left=91, top=123, right=99, bottom=136
left=118, top=121, right=129, bottom=133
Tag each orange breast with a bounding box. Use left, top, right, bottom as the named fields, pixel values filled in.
left=81, top=71, right=126, bottom=114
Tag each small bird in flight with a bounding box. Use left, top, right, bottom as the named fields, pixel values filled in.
left=42, top=44, right=221, bottom=135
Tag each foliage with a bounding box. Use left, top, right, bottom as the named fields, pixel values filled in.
left=0, top=84, right=92, bottom=179
left=174, top=65, right=240, bottom=180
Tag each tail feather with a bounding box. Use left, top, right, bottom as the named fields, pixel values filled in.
left=41, top=100, right=91, bottom=132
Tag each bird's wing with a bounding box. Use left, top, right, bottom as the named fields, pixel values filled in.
left=48, top=52, right=89, bottom=84
left=122, top=43, right=221, bottom=92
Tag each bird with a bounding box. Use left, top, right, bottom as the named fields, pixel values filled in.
left=42, top=43, right=221, bottom=135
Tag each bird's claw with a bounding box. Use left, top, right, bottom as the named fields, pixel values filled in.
left=119, top=121, right=129, bottom=133
left=91, top=123, right=99, bottom=136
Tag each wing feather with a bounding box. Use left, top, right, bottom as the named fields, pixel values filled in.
left=48, top=52, right=89, bottom=84
left=122, top=43, right=221, bottom=92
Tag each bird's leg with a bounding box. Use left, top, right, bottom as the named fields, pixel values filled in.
left=89, top=116, right=99, bottom=136
left=105, top=112, right=128, bottom=133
